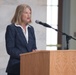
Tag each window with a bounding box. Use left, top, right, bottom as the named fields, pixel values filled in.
left=46, top=0, right=58, bottom=50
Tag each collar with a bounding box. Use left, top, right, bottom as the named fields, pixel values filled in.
left=15, top=24, right=30, bottom=28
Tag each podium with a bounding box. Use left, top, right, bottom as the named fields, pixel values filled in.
left=20, top=50, right=76, bottom=75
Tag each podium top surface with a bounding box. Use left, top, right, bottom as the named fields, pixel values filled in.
left=20, top=50, right=76, bottom=56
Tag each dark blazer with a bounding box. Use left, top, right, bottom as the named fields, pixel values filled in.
left=5, top=23, right=37, bottom=74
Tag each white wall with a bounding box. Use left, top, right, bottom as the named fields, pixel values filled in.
left=0, top=0, right=47, bottom=75
left=69, top=0, right=76, bottom=49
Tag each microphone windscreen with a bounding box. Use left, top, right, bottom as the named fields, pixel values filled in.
left=35, top=20, right=39, bottom=24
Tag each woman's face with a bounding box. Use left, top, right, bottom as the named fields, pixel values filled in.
left=21, top=8, right=31, bottom=24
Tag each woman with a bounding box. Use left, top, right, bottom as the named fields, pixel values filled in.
left=5, top=4, right=37, bottom=75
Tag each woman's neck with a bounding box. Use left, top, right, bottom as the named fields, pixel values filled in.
left=21, top=23, right=27, bottom=30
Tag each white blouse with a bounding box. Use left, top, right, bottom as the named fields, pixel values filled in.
left=15, top=24, right=30, bottom=43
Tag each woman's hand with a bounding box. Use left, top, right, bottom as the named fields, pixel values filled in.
left=32, top=49, right=37, bottom=52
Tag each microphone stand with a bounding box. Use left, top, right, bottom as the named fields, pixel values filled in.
left=42, top=23, right=76, bottom=50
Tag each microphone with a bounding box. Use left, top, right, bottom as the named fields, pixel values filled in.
left=35, top=20, right=51, bottom=28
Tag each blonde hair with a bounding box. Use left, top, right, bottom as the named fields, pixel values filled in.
left=11, top=4, right=32, bottom=25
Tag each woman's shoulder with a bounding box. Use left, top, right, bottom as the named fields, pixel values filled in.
left=6, top=23, right=16, bottom=31
left=7, top=23, right=15, bottom=28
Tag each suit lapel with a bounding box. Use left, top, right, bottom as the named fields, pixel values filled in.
left=28, top=27, right=31, bottom=45
left=16, top=26, right=29, bottom=49
left=28, top=27, right=33, bottom=46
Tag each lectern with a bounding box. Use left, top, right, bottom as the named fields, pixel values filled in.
left=20, top=50, right=76, bottom=75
